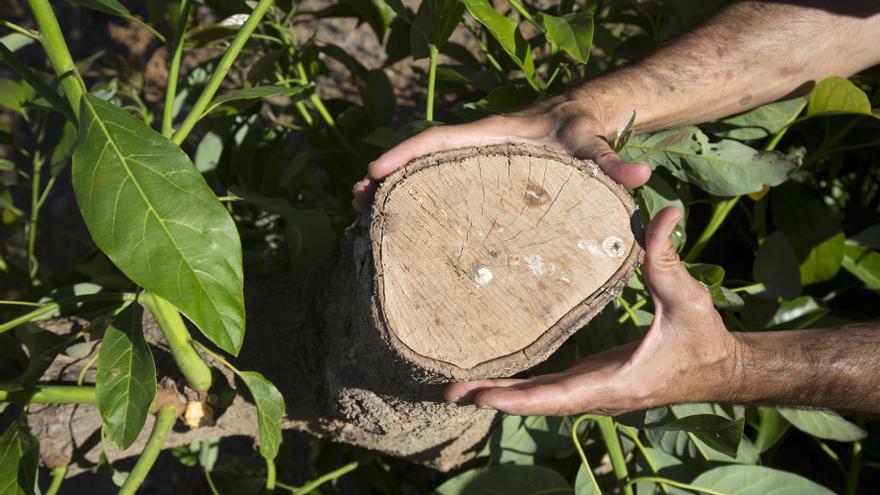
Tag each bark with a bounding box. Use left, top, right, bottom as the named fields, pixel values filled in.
left=23, top=144, right=643, bottom=475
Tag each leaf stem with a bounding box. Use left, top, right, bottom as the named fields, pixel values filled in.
left=845, top=418, right=866, bottom=495
left=118, top=405, right=181, bottom=495
left=161, top=0, right=192, bottom=137
left=46, top=464, right=68, bottom=495
left=626, top=476, right=726, bottom=495
left=284, top=461, right=359, bottom=494
left=129, top=15, right=166, bottom=43
left=172, top=0, right=276, bottom=145
left=571, top=415, right=602, bottom=495
left=0, top=385, right=96, bottom=404
left=596, top=416, right=633, bottom=495
left=684, top=197, right=739, bottom=263
left=140, top=292, right=213, bottom=392
left=0, top=293, right=131, bottom=334
left=426, top=44, right=439, bottom=121
left=1, top=18, right=40, bottom=39
left=265, top=457, right=277, bottom=491
left=77, top=350, right=100, bottom=386
left=506, top=0, right=543, bottom=32
left=25, top=0, right=85, bottom=119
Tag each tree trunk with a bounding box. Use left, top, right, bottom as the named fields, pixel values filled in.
left=26, top=144, right=643, bottom=474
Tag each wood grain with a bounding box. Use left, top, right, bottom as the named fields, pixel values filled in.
left=371, top=144, right=643, bottom=379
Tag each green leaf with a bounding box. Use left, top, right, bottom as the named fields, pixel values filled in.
left=0, top=79, right=30, bottom=115
left=68, top=0, right=132, bottom=17
left=753, top=231, right=802, bottom=299
left=691, top=465, right=834, bottom=494
left=203, top=85, right=311, bottom=117
left=0, top=324, right=73, bottom=391
left=433, top=464, right=570, bottom=495
left=461, top=84, right=537, bottom=114
left=765, top=296, right=828, bottom=330
left=0, top=33, right=35, bottom=53
left=638, top=174, right=686, bottom=249
left=72, top=94, right=245, bottom=354
left=0, top=416, right=40, bottom=495
left=622, top=128, right=797, bottom=196
left=647, top=404, right=759, bottom=464
left=633, top=446, right=693, bottom=495
left=707, top=97, right=807, bottom=141
left=777, top=408, right=866, bottom=442
left=650, top=414, right=744, bottom=457
left=236, top=371, right=284, bottom=460
left=461, top=0, right=535, bottom=79
left=542, top=12, right=594, bottom=64
left=410, top=0, right=465, bottom=58
left=754, top=408, right=790, bottom=453
left=806, top=76, right=872, bottom=118
left=96, top=303, right=157, bottom=449
left=772, top=183, right=843, bottom=285
left=841, top=241, right=880, bottom=290
left=360, top=70, right=395, bottom=126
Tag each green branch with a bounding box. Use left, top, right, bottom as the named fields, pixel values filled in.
left=140, top=292, right=213, bottom=392
left=161, top=0, right=193, bottom=137
left=426, top=44, right=439, bottom=121
left=596, top=416, right=633, bottom=495
left=684, top=197, right=739, bottom=263
left=45, top=464, right=68, bottom=495
left=25, top=0, right=85, bottom=119
left=171, top=0, right=276, bottom=145
left=118, top=405, right=181, bottom=495
left=571, top=415, right=602, bottom=495
left=0, top=292, right=132, bottom=335
left=0, top=385, right=96, bottom=404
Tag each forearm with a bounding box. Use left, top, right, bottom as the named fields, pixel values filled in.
left=724, top=324, right=880, bottom=413
left=569, top=1, right=880, bottom=135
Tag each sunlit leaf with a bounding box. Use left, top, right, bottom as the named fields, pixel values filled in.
left=806, top=77, right=872, bottom=118
left=96, top=303, right=157, bottom=449
left=542, top=12, right=594, bottom=64
left=841, top=241, right=880, bottom=290
left=72, top=94, right=245, bottom=354
left=461, top=0, right=535, bottom=79
left=707, top=97, right=807, bottom=141
left=776, top=408, right=865, bottom=442
left=691, top=465, right=834, bottom=494
left=237, top=371, right=284, bottom=460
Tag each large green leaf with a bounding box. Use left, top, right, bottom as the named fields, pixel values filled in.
left=72, top=94, right=245, bottom=354
left=777, top=408, right=866, bottom=442
left=0, top=417, right=40, bottom=495
left=621, top=127, right=797, bottom=196
left=691, top=465, right=834, bottom=494
left=708, top=97, right=807, bottom=141
left=765, top=296, right=829, bottom=330
left=754, top=408, right=790, bottom=453
left=771, top=183, right=843, bottom=285
left=433, top=464, right=570, bottom=495
left=542, top=12, right=594, bottom=64
left=96, top=303, right=157, bottom=449
left=237, top=371, right=284, bottom=460
left=842, top=241, right=880, bottom=290
left=806, top=77, right=873, bottom=118
left=753, top=231, right=801, bottom=299
left=647, top=404, right=760, bottom=464
left=461, top=0, right=535, bottom=79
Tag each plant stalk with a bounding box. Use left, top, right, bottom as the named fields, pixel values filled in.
left=25, top=0, right=85, bottom=119
left=118, top=405, right=181, bottom=495
left=140, top=292, right=213, bottom=392
left=266, top=457, right=277, bottom=491
left=596, top=416, right=633, bottom=495
left=626, top=476, right=725, bottom=495
left=684, top=197, right=739, bottom=263
left=426, top=44, right=439, bottom=121
left=161, top=0, right=193, bottom=137
left=0, top=385, right=96, bottom=404
left=571, top=415, right=602, bottom=495
left=46, top=464, right=68, bottom=495
left=289, top=461, right=359, bottom=494
left=0, top=293, right=130, bottom=334
left=172, top=0, right=276, bottom=145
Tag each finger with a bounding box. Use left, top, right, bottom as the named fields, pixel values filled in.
left=368, top=119, right=526, bottom=181
left=443, top=378, right=527, bottom=403
left=569, top=136, right=651, bottom=189
left=472, top=376, right=591, bottom=416
left=642, top=207, right=707, bottom=307
left=352, top=177, right=379, bottom=212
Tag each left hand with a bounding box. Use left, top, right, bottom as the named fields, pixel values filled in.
left=444, top=207, right=741, bottom=416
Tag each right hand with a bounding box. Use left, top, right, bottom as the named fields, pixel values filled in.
left=352, top=97, right=652, bottom=211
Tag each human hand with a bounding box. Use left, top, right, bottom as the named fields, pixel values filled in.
left=443, top=207, right=740, bottom=416
left=352, top=97, right=652, bottom=211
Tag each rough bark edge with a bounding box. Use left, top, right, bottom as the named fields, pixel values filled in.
left=369, top=143, right=645, bottom=381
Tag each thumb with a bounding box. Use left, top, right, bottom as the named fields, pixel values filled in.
left=642, top=207, right=705, bottom=307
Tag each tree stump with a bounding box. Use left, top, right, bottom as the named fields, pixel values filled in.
left=28, top=143, right=644, bottom=474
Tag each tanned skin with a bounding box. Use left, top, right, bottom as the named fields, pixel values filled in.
left=352, top=1, right=880, bottom=416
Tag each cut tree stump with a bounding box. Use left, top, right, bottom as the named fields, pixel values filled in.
left=27, top=143, right=643, bottom=474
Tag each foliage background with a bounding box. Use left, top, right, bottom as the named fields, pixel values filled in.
left=1, top=0, right=880, bottom=493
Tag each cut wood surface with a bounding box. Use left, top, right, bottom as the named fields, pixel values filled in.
left=371, top=144, right=643, bottom=379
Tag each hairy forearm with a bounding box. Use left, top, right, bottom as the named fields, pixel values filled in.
left=572, top=1, right=880, bottom=135
left=724, top=324, right=880, bottom=413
